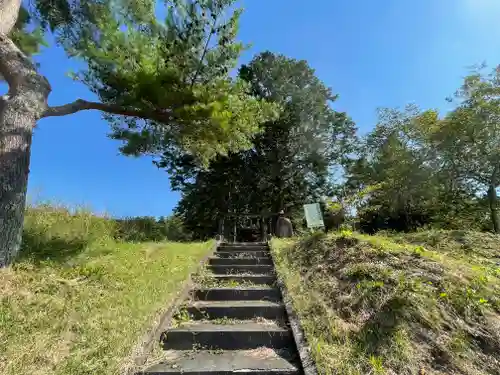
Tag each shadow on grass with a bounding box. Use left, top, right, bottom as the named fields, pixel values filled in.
left=18, top=232, right=89, bottom=265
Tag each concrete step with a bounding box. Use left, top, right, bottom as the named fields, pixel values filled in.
left=183, top=300, right=286, bottom=320
left=211, top=274, right=276, bottom=285
left=142, top=349, right=301, bottom=374
left=216, top=250, right=270, bottom=258
left=219, top=242, right=267, bottom=247
left=192, top=287, right=282, bottom=302
left=209, top=257, right=273, bottom=266
left=218, top=244, right=269, bottom=252
left=208, top=264, right=274, bottom=275
left=161, top=322, right=293, bottom=350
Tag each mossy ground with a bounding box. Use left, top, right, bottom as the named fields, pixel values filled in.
left=271, top=230, right=500, bottom=375
left=0, top=204, right=213, bottom=375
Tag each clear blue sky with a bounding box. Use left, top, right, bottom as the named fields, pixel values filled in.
left=26, top=0, right=500, bottom=218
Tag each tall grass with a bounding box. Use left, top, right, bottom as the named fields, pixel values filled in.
left=21, top=203, right=117, bottom=264
left=1, top=203, right=213, bottom=375
left=271, top=231, right=500, bottom=375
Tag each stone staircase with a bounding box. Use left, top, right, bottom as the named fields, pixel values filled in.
left=142, top=242, right=303, bottom=375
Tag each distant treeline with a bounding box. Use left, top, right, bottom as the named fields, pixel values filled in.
left=114, top=215, right=192, bottom=242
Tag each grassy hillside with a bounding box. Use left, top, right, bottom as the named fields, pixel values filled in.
left=1, top=204, right=213, bottom=375
left=271, top=230, right=500, bottom=375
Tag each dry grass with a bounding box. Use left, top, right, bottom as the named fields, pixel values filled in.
left=0, top=204, right=213, bottom=375
left=271, top=230, right=500, bottom=375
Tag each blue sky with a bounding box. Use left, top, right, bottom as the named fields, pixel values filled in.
left=26, top=0, right=500, bottom=217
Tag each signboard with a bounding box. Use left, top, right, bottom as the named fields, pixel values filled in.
left=303, top=203, right=324, bottom=229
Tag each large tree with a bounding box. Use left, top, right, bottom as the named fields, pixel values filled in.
left=0, top=0, right=277, bottom=266
left=419, top=65, right=500, bottom=232
left=169, top=52, right=357, bottom=238
left=341, top=105, right=485, bottom=233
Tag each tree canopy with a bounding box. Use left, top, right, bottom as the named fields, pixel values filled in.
left=0, top=0, right=278, bottom=266
left=337, top=65, right=500, bottom=233
left=168, top=51, right=357, bottom=238
left=1, top=0, right=499, bottom=267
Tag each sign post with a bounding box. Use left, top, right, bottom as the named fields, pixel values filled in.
left=303, top=203, right=325, bottom=230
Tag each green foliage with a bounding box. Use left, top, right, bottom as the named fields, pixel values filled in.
left=51, top=0, right=278, bottom=165
left=115, top=214, right=192, bottom=242
left=23, top=203, right=193, bottom=252
left=9, top=6, right=47, bottom=56
left=270, top=231, right=500, bottom=375
left=10, top=0, right=278, bottom=165
left=167, top=52, right=357, bottom=238
left=423, top=65, right=500, bottom=231
left=339, top=101, right=494, bottom=233
left=4, top=202, right=211, bottom=374
left=22, top=203, right=116, bottom=264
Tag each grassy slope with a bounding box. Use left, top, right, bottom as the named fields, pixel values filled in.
left=0, top=205, right=213, bottom=375
left=271, top=230, right=500, bottom=375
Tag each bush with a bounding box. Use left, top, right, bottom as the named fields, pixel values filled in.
left=22, top=203, right=116, bottom=263
left=23, top=203, right=193, bottom=256
left=115, top=215, right=192, bottom=242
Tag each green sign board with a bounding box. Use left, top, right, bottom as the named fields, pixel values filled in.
left=303, top=203, right=324, bottom=229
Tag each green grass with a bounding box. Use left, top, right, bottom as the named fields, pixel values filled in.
left=271, top=230, right=500, bottom=375
left=0, top=204, right=213, bottom=375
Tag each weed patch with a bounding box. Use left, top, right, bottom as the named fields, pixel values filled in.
left=1, top=205, right=213, bottom=375
left=271, top=231, right=500, bottom=375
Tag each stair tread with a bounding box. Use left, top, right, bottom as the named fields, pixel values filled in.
left=188, top=300, right=283, bottom=308
left=220, top=243, right=268, bottom=246
left=219, top=247, right=269, bottom=250
left=144, top=349, right=299, bottom=373
left=209, top=256, right=271, bottom=260
left=215, top=252, right=270, bottom=257
left=209, top=255, right=270, bottom=258
left=212, top=274, right=274, bottom=278
left=209, top=264, right=272, bottom=267
left=195, top=285, right=279, bottom=292
left=170, top=321, right=287, bottom=332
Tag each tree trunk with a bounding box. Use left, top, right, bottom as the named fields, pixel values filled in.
left=488, top=185, right=499, bottom=233
left=488, top=185, right=499, bottom=234
left=0, top=34, right=51, bottom=267
left=0, top=0, right=21, bottom=36
left=488, top=166, right=499, bottom=234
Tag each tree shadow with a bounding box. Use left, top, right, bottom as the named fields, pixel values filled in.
left=18, top=231, right=89, bottom=265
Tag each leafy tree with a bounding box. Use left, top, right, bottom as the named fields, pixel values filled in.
left=418, top=65, right=500, bottom=232
left=238, top=52, right=357, bottom=213
left=341, top=106, right=435, bottom=231
left=161, top=214, right=192, bottom=241
left=114, top=214, right=192, bottom=241
left=340, top=105, right=485, bottom=233
left=170, top=52, right=357, bottom=239
left=0, top=0, right=278, bottom=266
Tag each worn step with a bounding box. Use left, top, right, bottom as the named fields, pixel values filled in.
left=183, top=300, right=286, bottom=320
left=209, top=257, right=273, bottom=266
left=142, top=349, right=301, bottom=374
left=161, top=322, right=292, bottom=350
left=193, top=287, right=282, bottom=302
left=211, top=274, right=276, bottom=285
left=219, top=242, right=267, bottom=247
left=208, top=264, right=274, bottom=275
left=218, top=245, right=269, bottom=252
left=216, top=250, right=270, bottom=258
